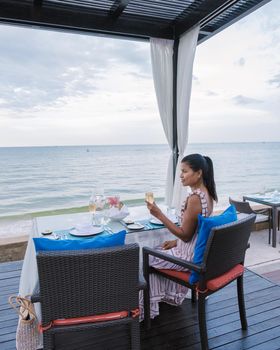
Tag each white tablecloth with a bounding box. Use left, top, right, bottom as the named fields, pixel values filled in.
left=19, top=206, right=173, bottom=298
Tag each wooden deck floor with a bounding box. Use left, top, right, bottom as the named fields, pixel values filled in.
left=1, top=261, right=280, bottom=350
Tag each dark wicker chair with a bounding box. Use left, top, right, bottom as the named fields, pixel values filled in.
left=143, top=214, right=256, bottom=350
left=229, top=197, right=271, bottom=244
left=32, top=243, right=143, bottom=350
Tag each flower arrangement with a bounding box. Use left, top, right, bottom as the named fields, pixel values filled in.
left=106, top=196, right=129, bottom=221
left=107, top=196, right=120, bottom=207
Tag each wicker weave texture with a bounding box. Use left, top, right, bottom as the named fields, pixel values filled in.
left=202, top=214, right=255, bottom=281
left=36, top=244, right=140, bottom=325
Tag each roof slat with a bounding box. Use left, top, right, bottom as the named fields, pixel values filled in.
left=0, top=0, right=272, bottom=42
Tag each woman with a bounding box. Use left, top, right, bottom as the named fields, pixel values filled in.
left=139, top=153, right=217, bottom=321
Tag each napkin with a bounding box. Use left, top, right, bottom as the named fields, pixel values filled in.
left=109, top=205, right=129, bottom=221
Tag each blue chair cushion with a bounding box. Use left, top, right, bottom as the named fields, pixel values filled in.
left=189, top=205, right=237, bottom=284
left=33, top=230, right=126, bottom=252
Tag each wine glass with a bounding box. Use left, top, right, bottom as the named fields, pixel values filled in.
left=145, top=191, right=154, bottom=204
left=89, top=191, right=105, bottom=227
left=101, top=197, right=111, bottom=227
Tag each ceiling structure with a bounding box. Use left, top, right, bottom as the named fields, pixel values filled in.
left=0, top=0, right=272, bottom=43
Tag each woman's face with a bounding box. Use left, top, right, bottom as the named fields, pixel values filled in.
left=180, top=162, right=202, bottom=187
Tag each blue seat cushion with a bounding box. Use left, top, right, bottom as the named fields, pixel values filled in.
left=33, top=230, right=126, bottom=252
left=189, top=205, right=237, bottom=284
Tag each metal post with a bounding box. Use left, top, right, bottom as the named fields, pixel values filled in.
left=172, top=38, right=179, bottom=183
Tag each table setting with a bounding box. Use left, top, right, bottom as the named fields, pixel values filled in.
left=37, top=190, right=179, bottom=241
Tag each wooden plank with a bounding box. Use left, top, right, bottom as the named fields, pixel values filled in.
left=248, top=336, right=280, bottom=350
left=0, top=309, right=18, bottom=323
left=208, top=285, right=280, bottom=316
left=0, top=284, right=20, bottom=297
left=0, top=270, right=21, bottom=280
left=0, top=261, right=22, bottom=273
left=0, top=319, right=18, bottom=336
left=0, top=341, right=16, bottom=350
left=211, top=321, right=280, bottom=349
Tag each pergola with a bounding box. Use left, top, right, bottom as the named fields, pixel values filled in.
left=0, top=0, right=272, bottom=42
left=0, top=0, right=272, bottom=205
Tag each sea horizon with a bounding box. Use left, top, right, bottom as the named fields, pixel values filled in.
left=0, top=140, right=279, bottom=148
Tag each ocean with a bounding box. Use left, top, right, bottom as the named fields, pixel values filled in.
left=0, top=142, right=279, bottom=237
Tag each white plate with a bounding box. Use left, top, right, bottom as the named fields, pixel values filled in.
left=69, top=226, right=104, bottom=237
left=41, top=229, right=53, bottom=235
left=127, top=223, right=144, bottom=230
left=123, top=218, right=134, bottom=225
left=149, top=218, right=164, bottom=225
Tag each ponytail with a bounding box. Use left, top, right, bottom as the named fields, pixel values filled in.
left=203, top=156, right=218, bottom=202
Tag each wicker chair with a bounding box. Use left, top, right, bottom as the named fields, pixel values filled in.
left=143, top=214, right=256, bottom=350
left=229, top=197, right=272, bottom=244
left=32, top=243, right=143, bottom=350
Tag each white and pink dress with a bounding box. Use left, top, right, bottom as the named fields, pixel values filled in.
left=139, top=189, right=210, bottom=321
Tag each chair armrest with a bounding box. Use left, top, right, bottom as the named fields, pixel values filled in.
left=142, top=246, right=203, bottom=273
left=254, top=207, right=271, bottom=215
left=138, top=274, right=147, bottom=290
left=31, top=294, right=41, bottom=303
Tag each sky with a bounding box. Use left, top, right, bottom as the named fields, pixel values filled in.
left=0, top=0, right=279, bottom=147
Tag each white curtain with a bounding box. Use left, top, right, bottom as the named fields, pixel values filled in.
left=171, top=25, right=200, bottom=211
left=150, top=38, right=174, bottom=205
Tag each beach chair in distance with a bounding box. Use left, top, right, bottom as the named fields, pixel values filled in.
left=229, top=197, right=272, bottom=244
left=143, top=214, right=256, bottom=350
left=32, top=243, right=144, bottom=350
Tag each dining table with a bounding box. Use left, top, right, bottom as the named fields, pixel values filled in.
left=243, top=193, right=280, bottom=248
left=18, top=204, right=175, bottom=314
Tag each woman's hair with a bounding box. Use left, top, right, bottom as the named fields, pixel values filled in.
left=181, top=153, right=218, bottom=202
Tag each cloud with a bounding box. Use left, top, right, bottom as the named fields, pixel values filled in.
left=0, top=0, right=280, bottom=146
left=232, top=95, right=263, bottom=105
left=206, top=90, right=218, bottom=96
left=235, top=57, right=245, bottom=66
left=268, top=73, right=280, bottom=88
left=0, top=26, right=150, bottom=112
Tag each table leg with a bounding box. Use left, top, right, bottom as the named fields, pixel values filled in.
left=272, top=206, right=277, bottom=248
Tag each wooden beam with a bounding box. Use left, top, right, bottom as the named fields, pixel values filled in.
left=109, top=0, right=130, bottom=19
left=174, top=0, right=229, bottom=37
left=33, top=0, right=43, bottom=19
left=197, top=0, right=272, bottom=44
left=0, top=0, right=173, bottom=40
left=199, top=0, right=239, bottom=28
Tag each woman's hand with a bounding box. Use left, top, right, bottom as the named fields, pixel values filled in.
left=146, top=201, right=163, bottom=219
left=162, top=240, right=177, bottom=250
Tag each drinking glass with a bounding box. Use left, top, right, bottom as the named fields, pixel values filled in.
left=89, top=191, right=105, bottom=227
left=145, top=191, right=154, bottom=204
left=101, top=197, right=111, bottom=226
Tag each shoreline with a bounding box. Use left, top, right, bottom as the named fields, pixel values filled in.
left=0, top=197, right=160, bottom=222
left=0, top=198, right=163, bottom=240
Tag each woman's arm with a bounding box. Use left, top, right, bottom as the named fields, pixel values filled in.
left=146, top=194, right=202, bottom=242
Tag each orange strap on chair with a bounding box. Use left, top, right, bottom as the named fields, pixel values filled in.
left=195, top=285, right=209, bottom=295
left=39, top=309, right=140, bottom=333
left=131, top=308, right=140, bottom=318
